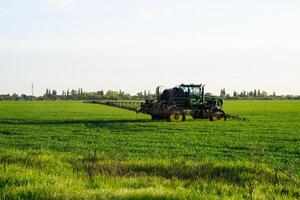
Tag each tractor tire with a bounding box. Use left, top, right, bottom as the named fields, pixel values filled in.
left=167, top=112, right=185, bottom=122
left=209, top=109, right=226, bottom=121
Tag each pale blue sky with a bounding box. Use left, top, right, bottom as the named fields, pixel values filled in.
left=0, top=0, right=299, bottom=95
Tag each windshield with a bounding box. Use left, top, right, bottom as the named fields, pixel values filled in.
left=180, top=86, right=201, bottom=97
left=190, top=87, right=200, bottom=96
left=181, top=86, right=189, bottom=94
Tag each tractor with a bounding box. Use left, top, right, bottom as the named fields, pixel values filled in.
left=139, top=84, right=226, bottom=122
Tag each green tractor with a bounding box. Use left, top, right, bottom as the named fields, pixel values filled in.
left=139, top=84, right=226, bottom=122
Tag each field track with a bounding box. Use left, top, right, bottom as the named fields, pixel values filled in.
left=0, top=100, right=299, bottom=199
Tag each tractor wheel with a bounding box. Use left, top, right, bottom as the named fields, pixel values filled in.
left=209, top=110, right=226, bottom=121
left=168, top=112, right=185, bottom=122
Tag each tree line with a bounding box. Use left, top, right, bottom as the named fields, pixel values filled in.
left=0, top=88, right=155, bottom=101
left=219, top=88, right=300, bottom=100
left=0, top=88, right=299, bottom=101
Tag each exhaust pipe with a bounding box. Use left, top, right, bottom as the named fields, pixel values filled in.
left=201, top=85, right=205, bottom=103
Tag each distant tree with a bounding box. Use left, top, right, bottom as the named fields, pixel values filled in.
left=105, top=90, right=118, bottom=100
left=118, top=90, right=125, bottom=99
left=12, top=93, right=19, bottom=100
left=71, top=89, right=77, bottom=96
left=261, top=91, right=268, bottom=97
left=220, top=88, right=226, bottom=97
left=137, top=92, right=143, bottom=99
left=147, top=90, right=153, bottom=100
left=100, top=90, right=104, bottom=96
left=123, top=93, right=132, bottom=100
left=45, top=89, right=53, bottom=96
left=233, top=91, right=237, bottom=97
left=239, top=91, right=244, bottom=97
left=20, top=94, right=28, bottom=101
left=52, top=90, right=57, bottom=96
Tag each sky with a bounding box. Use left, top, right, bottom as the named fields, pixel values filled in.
left=0, top=0, right=300, bottom=96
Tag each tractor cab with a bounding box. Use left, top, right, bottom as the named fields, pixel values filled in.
left=179, top=84, right=222, bottom=110
left=179, top=84, right=201, bottom=100
left=157, top=84, right=204, bottom=109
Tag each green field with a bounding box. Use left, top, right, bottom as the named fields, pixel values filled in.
left=0, top=100, right=300, bottom=199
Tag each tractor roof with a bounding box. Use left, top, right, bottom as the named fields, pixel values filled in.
left=180, top=84, right=203, bottom=87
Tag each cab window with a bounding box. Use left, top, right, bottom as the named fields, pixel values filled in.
left=190, top=87, right=200, bottom=96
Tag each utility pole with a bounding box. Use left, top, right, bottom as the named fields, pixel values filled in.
left=31, top=83, right=34, bottom=101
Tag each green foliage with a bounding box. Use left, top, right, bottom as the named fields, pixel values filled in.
left=221, top=89, right=300, bottom=100
left=0, top=101, right=300, bottom=199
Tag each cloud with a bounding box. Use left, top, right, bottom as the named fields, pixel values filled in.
left=47, top=0, right=73, bottom=7
left=130, top=7, right=176, bottom=18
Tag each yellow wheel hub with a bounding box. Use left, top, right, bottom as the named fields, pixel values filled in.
left=169, top=112, right=183, bottom=122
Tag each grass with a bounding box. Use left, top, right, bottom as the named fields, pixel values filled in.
left=0, top=100, right=300, bottom=199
